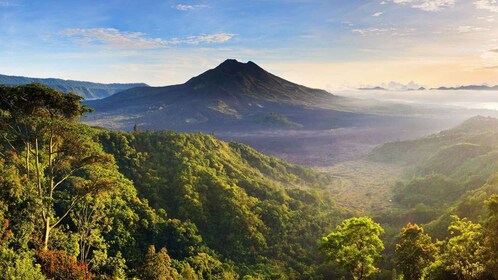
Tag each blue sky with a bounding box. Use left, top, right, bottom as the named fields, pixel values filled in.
left=0, top=0, right=497, bottom=89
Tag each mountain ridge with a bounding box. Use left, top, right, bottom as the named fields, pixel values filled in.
left=0, top=73, right=148, bottom=100
left=432, top=85, right=498, bottom=91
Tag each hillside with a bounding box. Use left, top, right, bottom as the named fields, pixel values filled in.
left=0, top=73, right=147, bottom=100
left=368, top=115, right=498, bottom=166
left=363, top=116, right=498, bottom=232
left=0, top=83, right=346, bottom=279
left=97, top=129, right=343, bottom=276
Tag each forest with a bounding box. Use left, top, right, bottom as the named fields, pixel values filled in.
left=0, top=84, right=497, bottom=279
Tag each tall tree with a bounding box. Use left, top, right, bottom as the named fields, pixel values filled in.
left=482, top=195, right=498, bottom=278
left=427, top=216, right=486, bottom=280
left=142, top=245, right=178, bottom=280
left=320, top=217, right=384, bottom=280
left=0, top=84, right=118, bottom=250
left=395, top=223, right=438, bottom=280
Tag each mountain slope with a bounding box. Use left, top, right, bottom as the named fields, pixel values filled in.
left=0, top=73, right=148, bottom=99
left=97, top=129, right=343, bottom=277
left=364, top=116, right=498, bottom=235
left=84, top=59, right=388, bottom=131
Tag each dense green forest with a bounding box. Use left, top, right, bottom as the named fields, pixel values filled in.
left=0, top=84, right=497, bottom=279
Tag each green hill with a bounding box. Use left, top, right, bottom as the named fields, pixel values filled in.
left=97, top=129, right=343, bottom=277
left=0, top=83, right=344, bottom=279
left=368, top=116, right=498, bottom=234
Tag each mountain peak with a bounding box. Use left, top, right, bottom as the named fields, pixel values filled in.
left=181, top=59, right=332, bottom=102
left=184, top=59, right=270, bottom=89
left=211, top=59, right=263, bottom=75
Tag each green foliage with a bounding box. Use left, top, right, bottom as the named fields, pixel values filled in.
left=416, top=143, right=492, bottom=177
left=0, top=249, right=45, bottom=280
left=427, top=216, right=487, bottom=280
left=98, top=129, right=341, bottom=277
left=320, top=217, right=384, bottom=280
left=395, top=223, right=437, bottom=280
left=5, top=86, right=497, bottom=279
left=482, top=195, right=498, bottom=278
left=393, top=174, right=463, bottom=209
left=142, top=245, right=179, bottom=280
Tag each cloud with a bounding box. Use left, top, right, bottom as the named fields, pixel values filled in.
left=59, top=28, right=235, bottom=49
left=489, top=49, right=498, bottom=53
left=387, top=0, right=455, bottom=11
left=372, top=12, right=384, bottom=16
left=474, top=0, right=498, bottom=12
left=184, top=33, right=235, bottom=44
left=174, top=4, right=207, bottom=11
left=351, top=27, right=415, bottom=36
left=476, top=15, right=495, bottom=22
left=352, top=28, right=393, bottom=36
left=454, top=25, right=490, bottom=33
left=60, top=28, right=167, bottom=48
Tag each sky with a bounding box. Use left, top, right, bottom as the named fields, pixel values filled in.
left=0, top=0, right=497, bottom=89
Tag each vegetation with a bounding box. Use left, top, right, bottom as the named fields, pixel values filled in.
left=320, top=217, right=384, bottom=280
left=255, top=112, right=302, bottom=129
left=395, top=223, right=437, bottom=280
left=0, top=73, right=146, bottom=99
left=0, top=84, right=341, bottom=278
left=1, top=84, right=498, bottom=279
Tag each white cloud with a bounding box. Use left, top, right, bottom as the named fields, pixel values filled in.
left=352, top=28, right=394, bottom=36
left=454, top=25, right=490, bottom=33
left=60, top=28, right=166, bottom=48
left=184, top=33, right=235, bottom=44
left=351, top=27, right=415, bottom=36
left=60, top=28, right=235, bottom=49
left=387, top=0, right=455, bottom=11
left=174, top=4, right=207, bottom=11
left=476, top=15, right=495, bottom=22
left=474, top=0, right=498, bottom=12
left=372, top=12, right=384, bottom=16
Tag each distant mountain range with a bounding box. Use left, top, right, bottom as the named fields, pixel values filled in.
left=360, top=83, right=498, bottom=91
left=359, top=86, right=426, bottom=91
left=433, top=85, right=498, bottom=91
left=0, top=74, right=148, bottom=100
left=359, top=81, right=426, bottom=91
left=84, top=59, right=388, bottom=132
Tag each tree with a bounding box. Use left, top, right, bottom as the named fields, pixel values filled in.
left=395, top=223, right=437, bottom=280
left=142, top=245, right=178, bottom=280
left=482, top=195, right=498, bottom=278
left=427, top=216, right=486, bottom=280
left=0, top=84, right=118, bottom=250
left=320, top=217, right=384, bottom=280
